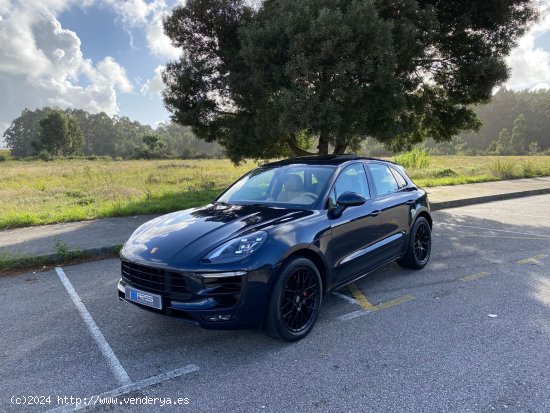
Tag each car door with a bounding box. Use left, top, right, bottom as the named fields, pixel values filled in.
left=327, top=163, right=382, bottom=284
left=366, top=163, right=412, bottom=260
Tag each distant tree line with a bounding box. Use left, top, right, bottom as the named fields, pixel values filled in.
left=5, top=87, right=550, bottom=160
left=3, top=107, right=224, bottom=159
left=422, top=89, right=550, bottom=156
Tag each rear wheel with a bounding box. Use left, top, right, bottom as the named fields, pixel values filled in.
left=265, top=257, right=322, bottom=341
left=398, top=217, right=432, bottom=269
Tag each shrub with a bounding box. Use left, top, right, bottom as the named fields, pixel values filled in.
left=0, top=154, right=7, bottom=162
left=520, top=161, right=538, bottom=177
left=394, top=148, right=431, bottom=169
left=490, top=159, right=516, bottom=179
left=430, top=168, right=458, bottom=178
left=37, top=149, right=53, bottom=162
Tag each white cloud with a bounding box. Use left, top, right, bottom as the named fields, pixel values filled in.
left=94, top=56, right=134, bottom=93
left=146, top=9, right=180, bottom=60
left=140, top=65, right=165, bottom=95
left=101, top=0, right=180, bottom=60
left=505, top=2, right=550, bottom=90
left=0, top=0, right=133, bottom=134
left=102, top=0, right=164, bottom=27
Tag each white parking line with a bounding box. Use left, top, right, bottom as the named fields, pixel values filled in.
left=331, top=291, right=358, bottom=305
left=55, top=267, right=131, bottom=386
left=445, top=208, right=550, bottom=220
left=437, top=222, right=550, bottom=238
left=337, top=309, right=371, bottom=321
left=47, top=364, right=199, bottom=413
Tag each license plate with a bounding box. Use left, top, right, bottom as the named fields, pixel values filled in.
left=125, top=286, right=162, bottom=310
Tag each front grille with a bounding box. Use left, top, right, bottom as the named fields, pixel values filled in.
left=121, top=260, right=192, bottom=299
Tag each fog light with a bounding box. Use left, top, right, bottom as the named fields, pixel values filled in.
left=202, top=314, right=236, bottom=322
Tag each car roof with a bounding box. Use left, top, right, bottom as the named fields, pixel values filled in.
left=262, top=154, right=397, bottom=167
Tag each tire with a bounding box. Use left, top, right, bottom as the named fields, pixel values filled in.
left=265, top=257, right=323, bottom=341
left=398, top=216, right=432, bottom=269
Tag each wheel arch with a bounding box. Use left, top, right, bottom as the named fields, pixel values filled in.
left=280, top=248, right=329, bottom=293
left=416, top=210, right=433, bottom=229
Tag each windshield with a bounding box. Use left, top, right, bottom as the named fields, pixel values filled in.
left=217, top=165, right=335, bottom=208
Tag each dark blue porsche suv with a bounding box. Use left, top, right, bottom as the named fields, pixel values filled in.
left=118, top=155, right=432, bottom=341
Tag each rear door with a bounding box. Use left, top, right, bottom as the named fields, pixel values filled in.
left=366, top=162, right=412, bottom=260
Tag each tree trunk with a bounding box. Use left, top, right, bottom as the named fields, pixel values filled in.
left=317, top=131, right=329, bottom=155
left=333, top=140, right=348, bottom=155
left=286, top=138, right=314, bottom=157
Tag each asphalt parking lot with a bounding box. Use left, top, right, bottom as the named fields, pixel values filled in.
left=2, top=194, right=550, bottom=412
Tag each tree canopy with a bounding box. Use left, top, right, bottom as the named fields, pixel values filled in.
left=163, top=0, right=539, bottom=162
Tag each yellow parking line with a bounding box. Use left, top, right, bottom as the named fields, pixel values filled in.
left=459, top=271, right=489, bottom=282
left=517, top=254, right=547, bottom=265
left=375, top=294, right=416, bottom=310
left=348, top=283, right=415, bottom=311
left=348, top=283, right=376, bottom=310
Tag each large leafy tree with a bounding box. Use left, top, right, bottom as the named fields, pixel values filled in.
left=37, top=110, right=83, bottom=156
left=3, top=108, right=54, bottom=157
left=163, top=0, right=538, bottom=162
left=510, top=113, right=527, bottom=154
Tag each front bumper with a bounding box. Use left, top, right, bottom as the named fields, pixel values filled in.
left=117, top=260, right=276, bottom=330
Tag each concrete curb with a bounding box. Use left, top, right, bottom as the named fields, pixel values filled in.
left=3, top=187, right=550, bottom=273
left=1, top=246, right=121, bottom=274
left=429, top=187, right=550, bottom=211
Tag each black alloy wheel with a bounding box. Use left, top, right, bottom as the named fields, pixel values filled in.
left=414, top=220, right=431, bottom=265
left=398, top=216, right=432, bottom=269
left=280, top=267, right=320, bottom=333
left=265, top=257, right=322, bottom=341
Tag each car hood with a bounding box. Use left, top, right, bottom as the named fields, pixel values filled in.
left=121, top=203, right=311, bottom=265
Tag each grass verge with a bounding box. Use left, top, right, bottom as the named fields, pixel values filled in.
left=1, top=156, right=549, bottom=229
left=405, top=156, right=550, bottom=187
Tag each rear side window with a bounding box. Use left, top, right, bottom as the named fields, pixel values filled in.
left=368, top=164, right=399, bottom=196
left=327, top=164, right=370, bottom=208
left=390, top=167, right=408, bottom=188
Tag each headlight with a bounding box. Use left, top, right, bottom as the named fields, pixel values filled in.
left=204, top=231, right=268, bottom=263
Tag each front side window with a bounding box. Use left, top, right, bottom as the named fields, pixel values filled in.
left=369, top=163, right=399, bottom=196
left=327, top=164, right=370, bottom=208
left=217, top=165, right=335, bottom=208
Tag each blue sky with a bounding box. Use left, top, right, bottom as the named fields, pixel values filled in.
left=0, top=0, right=549, bottom=142
left=0, top=0, right=183, bottom=138
left=57, top=2, right=170, bottom=126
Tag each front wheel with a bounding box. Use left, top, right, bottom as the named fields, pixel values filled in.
left=398, top=216, right=432, bottom=269
left=265, top=257, right=322, bottom=341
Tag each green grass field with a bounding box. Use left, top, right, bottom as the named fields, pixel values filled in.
left=1, top=155, right=549, bottom=230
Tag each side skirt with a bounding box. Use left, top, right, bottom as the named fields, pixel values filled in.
left=327, top=254, right=404, bottom=293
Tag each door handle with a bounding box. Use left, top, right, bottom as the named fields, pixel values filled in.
left=405, top=200, right=415, bottom=206
left=369, top=210, right=382, bottom=217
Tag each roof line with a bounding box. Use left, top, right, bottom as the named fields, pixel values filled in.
left=262, top=154, right=398, bottom=166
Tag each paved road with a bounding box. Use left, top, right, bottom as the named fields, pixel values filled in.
left=2, top=195, right=550, bottom=412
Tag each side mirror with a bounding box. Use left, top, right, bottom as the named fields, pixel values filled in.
left=331, top=192, right=366, bottom=217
